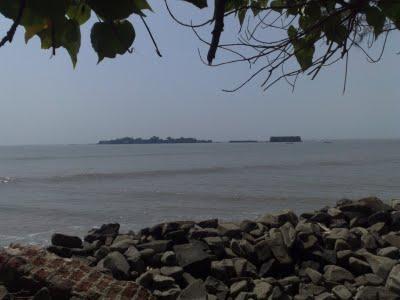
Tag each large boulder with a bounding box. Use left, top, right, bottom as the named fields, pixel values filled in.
left=137, top=240, right=172, bottom=253
left=354, top=286, right=398, bottom=300
left=178, top=280, right=207, bottom=300
left=266, top=229, right=292, bottom=265
left=338, top=197, right=391, bottom=215
left=85, top=223, right=120, bottom=243
left=386, top=264, right=400, bottom=294
left=258, top=210, right=298, bottom=227
left=101, top=251, right=130, bottom=279
left=357, top=249, right=397, bottom=280
left=51, top=233, right=82, bottom=249
left=174, top=243, right=211, bottom=278
left=323, top=265, right=354, bottom=283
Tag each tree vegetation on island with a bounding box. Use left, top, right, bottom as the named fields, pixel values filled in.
left=0, top=0, right=399, bottom=91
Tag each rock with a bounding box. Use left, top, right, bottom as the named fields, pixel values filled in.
left=124, top=245, right=141, bottom=259
left=383, top=232, right=400, bottom=248
left=178, top=280, right=207, bottom=300
left=0, top=286, right=9, bottom=300
left=51, top=233, right=83, bottom=249
left=305, top=268, right=322, bottom=284
left=102, top=251, right=130, bottom=279
left=137, top=240, right=171, bottom=253
left=153, top=274, right=175, bottom=290
left=47, top=245, right=72, bottom=258
left=354, top=273, right=383, bottom=286
left=339, top=197, right=391, bottom=215
left=140, top=248, right=155, bottom=260
left=109, top=238, right=136, bottom=252
left=240, top=220, right=258, bottom=233
left=386, top=264, right=400, bottom=294
left=127, top=255, right=146, bottom=274
left=259, top=259, right=275, bottom=278
left=33, top=287, right=51, bottom=300
left=211, top=259, right=236, bottom=281
left=85, top=223, right=120, bottom=243
left=254, top=240, right=272, bottom=263
left=205, top=276, right=229, bottom=299
left=334, top=239, right=350, bottom=252
left=230, top=280, right=250, bottom=297
left=348, top=257, right=372, bottom=275
left=323, top=265, right=354, bottom=283
left=198, top=219, right=219, bottom=228
left=161, top=251, right=177, bottom=266
left=218, top=223, right=242, bottom=238
left=174, top=243, right=211, bottom=277
left=182, top=272, right=197, bottom=286
left=360, top=233, right=377, bottom=250
left=136, top=271, right=154, bottom=289
left=48, top=275, right=73, bottom=300
left=258, top=210, right=298, bottom=227
left=354, top=286, right=398, bottom=300
left=315, top=292, right=335, bottom=300
left=153, top=287, right=181, bottom=299
left=280, top=222, right=296, bottom=248
left=233, top=258, right=257, bottom=278
left=332, top=285, right=352, bottom=300
left=377, top=246, right=399, bottom=259
left=266, top=229, right=292, bottom=264
left=298, top=283, right=326, bottom=297
left=253, top=280, right=273, bottom=299
left=357, top=249, right=397, bottom=279
left=204, top=237, right=225, bottom=258
left=160, top=266, right=184, bottom=279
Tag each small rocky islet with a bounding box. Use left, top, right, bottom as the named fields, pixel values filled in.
left=2, top=197, right=400, bottom=299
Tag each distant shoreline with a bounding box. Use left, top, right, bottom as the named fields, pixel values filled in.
left=98, top=136, right=213, bottom=145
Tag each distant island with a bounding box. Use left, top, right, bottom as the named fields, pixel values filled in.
left=229, top=140, right=259, bottom=143
left=98, top=136, right=213, bottom=145
left=270, top=136, right=302, bottom=143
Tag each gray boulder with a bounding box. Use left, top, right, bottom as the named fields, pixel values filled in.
left=386, top=264, right=400, bottom=294
left=357, top=249, right=397, bottom=279
left=51, top=233, right=82, bottom=249
left=323, top=265, right=354, bottom=283
left=332, top=285, right=352, bottom=300
left=101, top=251, right=130, bottom=279
left=174, top=242, right=212, bottom=277
left=178, top=280, right=207, bottom=300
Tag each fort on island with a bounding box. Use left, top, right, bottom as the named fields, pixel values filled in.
left=269, top=136, right=302, bottom=143
left=98, top=136, right=213, bottom=145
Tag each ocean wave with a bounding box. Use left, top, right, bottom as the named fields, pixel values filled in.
left=0, top=176, right=13, bottom=184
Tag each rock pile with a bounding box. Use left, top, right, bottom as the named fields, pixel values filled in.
left=3, top=196, right=400, bottom=299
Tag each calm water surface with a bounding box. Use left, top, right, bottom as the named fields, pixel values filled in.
left=0, top=140, right=399, bottom=245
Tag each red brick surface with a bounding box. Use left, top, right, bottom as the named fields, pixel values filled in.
left=0, top=244, right=155, bottom=299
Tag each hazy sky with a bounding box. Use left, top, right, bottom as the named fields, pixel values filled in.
left=0, top=2, right=399, bottom=145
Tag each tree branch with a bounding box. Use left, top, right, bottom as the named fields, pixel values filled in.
left=0, top=0, right=27, bottom=48
left=207, top=0, right=225, bottom=64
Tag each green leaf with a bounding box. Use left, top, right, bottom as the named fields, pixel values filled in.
left=87, top=0, right=135, bottom=21
left=91, top=21, right=135, bottom=62
left=62, top=20, right=81, bottom=67
left=365, top=6, right=385, bottom=38
left=294, top=42, right=315, bottom=71
left=67, top=3, right=91, bottom=25
left=238, top=8, right=247, bottom=26
left=181, top=0, right=208, bottom=9
left=270, top=0, right=285, bottom=12
left=287, top=25, right=297, bottom=40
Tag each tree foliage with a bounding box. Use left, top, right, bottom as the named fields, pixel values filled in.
left=0, top=0, right=399, bottom=90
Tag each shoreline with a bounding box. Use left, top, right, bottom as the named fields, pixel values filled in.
left=1, top=197, right=400, bottom=299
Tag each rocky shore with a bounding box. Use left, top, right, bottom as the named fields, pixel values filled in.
left=1, top=197, right=400, bottom=299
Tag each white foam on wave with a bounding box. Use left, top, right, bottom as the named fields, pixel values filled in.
left=0, top=176, right=13, bottom=184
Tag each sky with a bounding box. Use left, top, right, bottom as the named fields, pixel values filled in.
left=0, top=2, right=399, bottom=145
